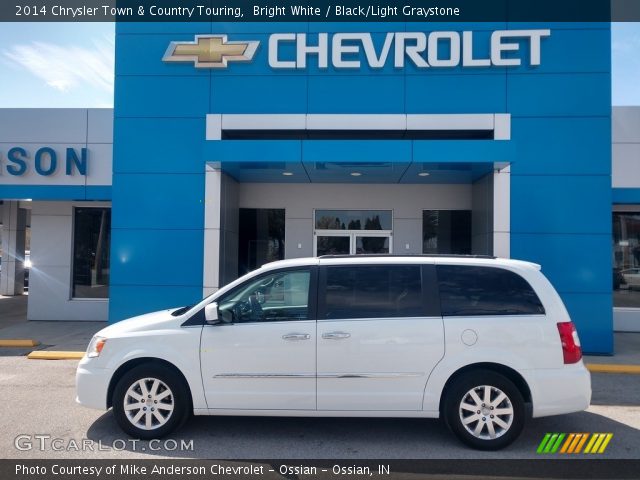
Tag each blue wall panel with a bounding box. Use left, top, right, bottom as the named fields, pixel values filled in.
left=303, top=140, right=411, bottom=163
left=114, top=118, right=205, bottom=174
left=116, top=76, right=211, bottom=118
left=308, top=76, right=404, bottom=113
left=507, top=73, right=611, bottom=117
left=612, top=188, right=640, bottom=204
left=0, top=185, right=111, bottom=200
left=211, top=75, right=307, bottom=113
left=111, top=174, right=204, bottom=230
left=110, top=228, right=203, bottom=287
left=510, top=117, right=611, bottom=175
left=510, top=175, right=611, bottom=234
left=406, top=74, right=507, bottom=114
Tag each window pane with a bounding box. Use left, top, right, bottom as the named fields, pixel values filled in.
left=423, top=210, right=471, bottom=254
left=323, top=265, right=423, bottom=319
left=317, top=236, right=350, bottom=256
left=437, top=265, right=544, bottom=316
left=238, top=209, right=285, bottom=276
left=218, top=269, right=310, bottom=323
left=72, top=208, right=111, bottom=298
left=355, top=236, right=389, bottom=254
left=315, top=210, right=392, bottom=230
left=613, top=212, right=640, bottom=308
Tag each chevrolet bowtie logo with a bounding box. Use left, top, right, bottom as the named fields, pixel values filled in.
left=163, top=35, right=259, bottom=68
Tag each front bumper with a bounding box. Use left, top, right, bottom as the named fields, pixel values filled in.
left=75, top=357, right=112, bottom=411
left=528, top=362, right=592, bottom=418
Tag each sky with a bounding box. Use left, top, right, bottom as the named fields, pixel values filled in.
left=0, top=22, right=639, bottom=107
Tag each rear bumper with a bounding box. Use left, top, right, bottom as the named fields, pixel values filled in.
left=75, top=358, right=112, bottom=411
left=527, top=363, right=592, bottom=418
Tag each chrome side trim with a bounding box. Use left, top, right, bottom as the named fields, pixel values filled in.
left=320, top=372, right=424, bottom=379
left=213, top=373, right=315, bottom=379
left=213, top=372, right=424, bottom=379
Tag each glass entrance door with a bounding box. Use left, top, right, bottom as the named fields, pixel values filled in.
left=355, top=234, right=390, bottom=254
left=316, top=235, right=351, bottom=256
left=314, top=210, right=393, bottom=257
left=315, top=232, right=392, bottom=256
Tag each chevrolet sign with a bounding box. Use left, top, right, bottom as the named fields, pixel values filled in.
left=164, top=30, right=550, bottom=69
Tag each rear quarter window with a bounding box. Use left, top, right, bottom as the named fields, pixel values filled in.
left=437, top=265, right=545, bottom=316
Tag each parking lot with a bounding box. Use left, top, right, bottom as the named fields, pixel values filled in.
left=0, top=356, right=638, bottom=461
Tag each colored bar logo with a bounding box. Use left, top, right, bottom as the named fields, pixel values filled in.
left=537, top=433, right=613, bottom=454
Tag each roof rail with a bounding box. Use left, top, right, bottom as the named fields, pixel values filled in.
left=317, top=254, right=497, bottom=259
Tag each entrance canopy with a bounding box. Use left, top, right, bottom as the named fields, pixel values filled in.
left=204, top=113, right=513, bottom=183
left=205, top=139, right=513, bottom=183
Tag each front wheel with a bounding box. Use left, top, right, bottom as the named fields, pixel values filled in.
left=112, top=364, right=190, bottom=439
left=443, top=370, right=525, bottom=450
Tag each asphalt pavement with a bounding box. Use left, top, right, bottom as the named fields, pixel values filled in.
left=0, top=356, right=638, bottom=460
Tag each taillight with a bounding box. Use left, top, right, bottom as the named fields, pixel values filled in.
left=557, top=322, right=582, bottom=364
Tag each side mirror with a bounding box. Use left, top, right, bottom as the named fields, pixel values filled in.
left=204, top=302, right=220, bottom=324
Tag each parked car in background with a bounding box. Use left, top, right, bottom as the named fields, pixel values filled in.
left=76, top=255, right=591, bottom=450
left=621, top=268, right=640, bottom=290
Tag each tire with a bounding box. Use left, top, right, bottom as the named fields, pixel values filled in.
left=112, top=363, right=190, bottom=439
left=443, top=370, right=525, bottom=450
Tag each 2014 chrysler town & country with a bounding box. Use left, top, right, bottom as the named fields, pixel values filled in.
left=76, top=255, right=591, bottom=450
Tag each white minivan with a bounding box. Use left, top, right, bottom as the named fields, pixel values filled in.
left=76, top=255, right=591, bottom=450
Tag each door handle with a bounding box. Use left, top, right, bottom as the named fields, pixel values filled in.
left=282, top=333, right=311, bottom=341
left=322, top=331, right=351, bottom=340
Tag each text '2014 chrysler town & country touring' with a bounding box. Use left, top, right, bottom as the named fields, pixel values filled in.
left=76, top=255, right=591, bottom=450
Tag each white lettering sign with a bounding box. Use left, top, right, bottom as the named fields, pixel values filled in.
left=267, top=30, right=551, bottom=69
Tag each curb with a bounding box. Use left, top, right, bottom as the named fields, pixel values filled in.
left=0, top=339, right=40, bottom=347
left=586, top=363, right=640, bottom=375
left=27, top=351, right=85, bottom=360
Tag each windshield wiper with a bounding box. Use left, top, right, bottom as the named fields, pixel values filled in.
left=171, top=305, right=192, bottom=316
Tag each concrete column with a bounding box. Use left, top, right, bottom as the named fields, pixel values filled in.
left=0, top=201, right=27, bottom=295
left=203, top=166, right=239, bottom=297
left=203, top=166, right=223, bottom=297
left=493, top=165, right=511, bottom=258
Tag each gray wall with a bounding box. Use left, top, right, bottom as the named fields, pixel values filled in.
left=612, top=106, right=640, bottom=189
left=0, top=109, right=113, bottom=187
left=28, top=201, right=109, bottom=321
left=238, top=183, right=472, bottom=258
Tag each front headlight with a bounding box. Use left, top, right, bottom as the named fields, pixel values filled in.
left=87, top=336, right=107, bottom=358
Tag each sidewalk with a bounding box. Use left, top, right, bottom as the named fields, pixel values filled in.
left=0, top=295, right=104, bottom=356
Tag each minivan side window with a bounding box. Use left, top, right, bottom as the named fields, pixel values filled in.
left=437, top=265, right=545, bottom=316
left=217, top=269, right=311, bottom=323
left=322, top=265, right=423, bottom=320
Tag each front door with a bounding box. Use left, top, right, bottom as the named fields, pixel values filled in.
left=316, top=263, right=445, bottom=411
left=314, top=209, right=393, bottom=256
left=200, top=267, right=317, bottom=410
left=315, top=232, right=392, bottom=256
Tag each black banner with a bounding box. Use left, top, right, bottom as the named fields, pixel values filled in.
left=2, top=0, right=640, bottom=22
left=3, top=459, right=640, bottom=480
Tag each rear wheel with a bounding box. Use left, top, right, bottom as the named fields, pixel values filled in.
left=112, top=364, right=190, bottom=439
left=444, top=370, right=525, bottom=450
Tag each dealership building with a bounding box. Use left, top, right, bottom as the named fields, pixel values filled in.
left=1, top=22, right=639, bottom=354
